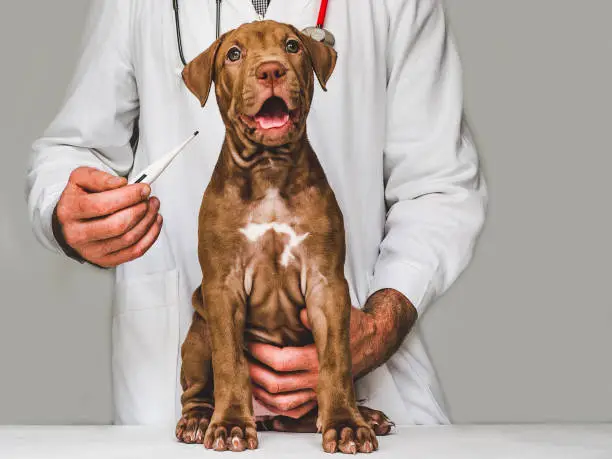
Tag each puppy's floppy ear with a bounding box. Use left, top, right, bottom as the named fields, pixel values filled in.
left=291, top=27, right=337, bottom=91
left=182, top=35, right=226, bottom=107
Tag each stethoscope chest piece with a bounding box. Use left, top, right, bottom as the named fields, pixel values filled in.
left=302, top=26, right=335, bottom=48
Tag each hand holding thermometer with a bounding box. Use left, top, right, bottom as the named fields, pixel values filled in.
left=129, top=131, right=199, bottom=185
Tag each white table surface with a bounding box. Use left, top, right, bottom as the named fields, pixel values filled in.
left=1, top=425, right=611, bottom=458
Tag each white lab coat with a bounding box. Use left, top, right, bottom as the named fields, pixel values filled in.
left=27, top=0, right=486, bottom=427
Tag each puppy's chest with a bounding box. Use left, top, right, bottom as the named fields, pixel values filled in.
left=238, top=189, right=310, bottom=269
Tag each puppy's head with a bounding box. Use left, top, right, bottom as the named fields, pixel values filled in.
left=183, top=21, right=337, bottom=148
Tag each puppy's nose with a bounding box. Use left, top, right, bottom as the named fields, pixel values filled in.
left=256, top=61, right=287, bottom=85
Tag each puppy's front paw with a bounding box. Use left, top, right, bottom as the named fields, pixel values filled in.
left=204, top=415, right=258, bottom=452
left=320, top=411, right=378, bottom=454
left=176, top=407, right=214, bottom=444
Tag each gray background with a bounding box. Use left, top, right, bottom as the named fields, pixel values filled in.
left=1, top=0, right=610, bottom=424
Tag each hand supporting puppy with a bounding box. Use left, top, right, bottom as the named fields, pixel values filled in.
left=52, top=167, right=163, bottom=268
left=247, top=288, right=418, bottom=420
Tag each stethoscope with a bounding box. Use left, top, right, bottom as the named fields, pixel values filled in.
left=172, top=0, right=335, bottom=67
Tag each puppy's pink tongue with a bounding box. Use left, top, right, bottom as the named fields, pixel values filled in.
left=256, top=113, right=289, bottom=129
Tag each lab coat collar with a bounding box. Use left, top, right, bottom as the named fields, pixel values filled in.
left=183, top=0, right=319, bottom=59
left=220, top=0, right=318, bottom=22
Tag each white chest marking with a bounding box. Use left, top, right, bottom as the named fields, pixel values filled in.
left=240, top=222, right=309, bottom=267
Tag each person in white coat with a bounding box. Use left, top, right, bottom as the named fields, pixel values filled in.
left=26, top=0, right=487, bottom=427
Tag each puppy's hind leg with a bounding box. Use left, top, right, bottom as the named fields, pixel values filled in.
left=176, top=287, right=215, bottom=444
left=357, top=406, right=394, bottom=436
left=258, top=406, right=394, bottom=436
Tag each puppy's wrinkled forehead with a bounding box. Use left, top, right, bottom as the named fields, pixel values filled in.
left=217, top=23, right=298, bottom=67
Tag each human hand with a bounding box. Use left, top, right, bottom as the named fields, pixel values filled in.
left=247, top=289, right=417, bottom=420
left=246, top=305, right=377, bottom=419
left=247, top=338, right=319, bottom=420
left=52, top=167, right=162, bottom=268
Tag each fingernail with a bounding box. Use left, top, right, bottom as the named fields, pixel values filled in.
left=157, top=214, right=163, bottom=225
left=141, top=184, right=151, bottom=198
left=151, top=197, right=160, bottom=210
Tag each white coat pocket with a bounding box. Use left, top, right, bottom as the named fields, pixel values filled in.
left=112, top=269, right=180, bottom=426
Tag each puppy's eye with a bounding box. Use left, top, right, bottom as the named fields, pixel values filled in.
left=227, top=47, right=242, bottom=62
left=285, top=39, right=300, bottom=54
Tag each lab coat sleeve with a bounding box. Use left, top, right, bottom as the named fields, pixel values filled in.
left=25, top=0, right=139, bottom=253
left=368, top=0, right=488, bottom=315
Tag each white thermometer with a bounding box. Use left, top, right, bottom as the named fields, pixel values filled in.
left=129, top=131, right=199, bottom=185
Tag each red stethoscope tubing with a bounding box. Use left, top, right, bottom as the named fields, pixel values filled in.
left=316, top=0, right=329, bottom=28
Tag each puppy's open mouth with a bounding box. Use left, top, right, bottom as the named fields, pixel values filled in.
left=241, top=97, right=298, bottom=132
left=255, top=97, right=290, bottom=129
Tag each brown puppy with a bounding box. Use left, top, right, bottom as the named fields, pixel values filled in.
left=176, top=20, right=391, bottom=453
